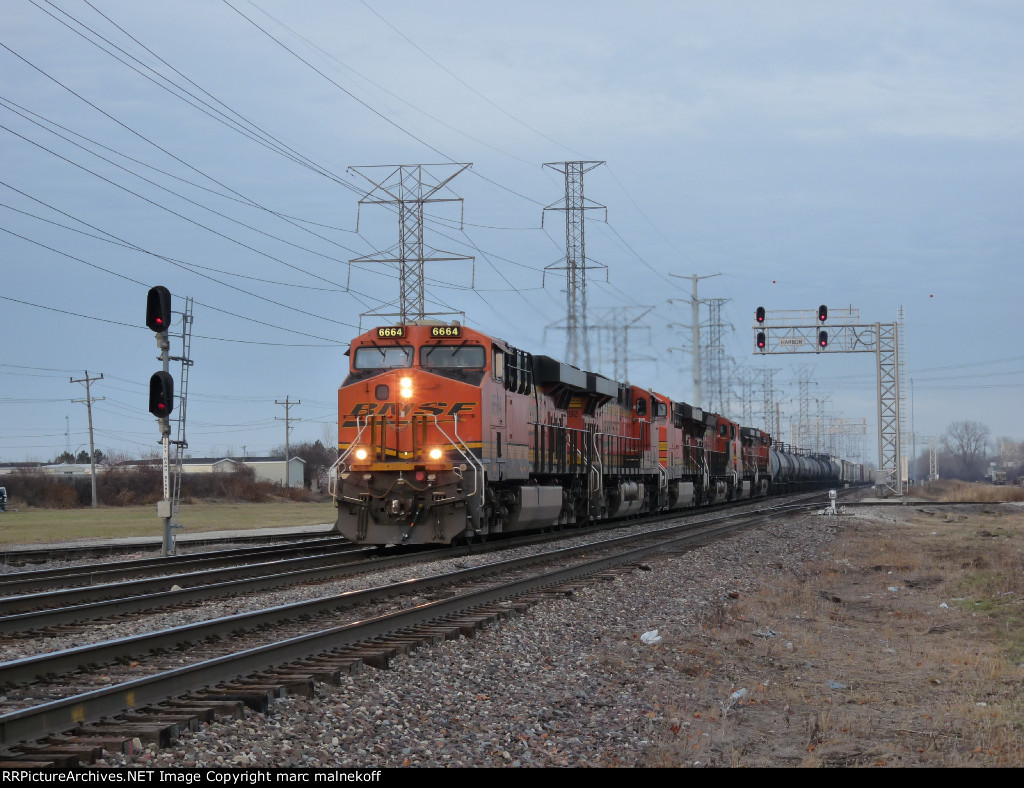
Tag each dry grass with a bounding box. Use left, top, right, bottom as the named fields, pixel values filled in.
left=639, top=503, right=1024, bottom=767
left=912, top=479, right=1024, bottom=503
left=0, top=500, right=336, bottom=545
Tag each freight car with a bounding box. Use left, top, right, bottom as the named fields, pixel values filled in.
left=330, top=321, right=861, bottom=546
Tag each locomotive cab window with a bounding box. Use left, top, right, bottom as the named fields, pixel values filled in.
left=492, top=347, right=504, bottom=380
left=353, top=345, right=413, bottom=370
left=420, top=344, right=486, bottom=369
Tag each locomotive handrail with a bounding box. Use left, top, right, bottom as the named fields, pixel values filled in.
left=328, top=417, right=369, bottom=499
left=591, top=432, right=606, bottom=496
left=431, top=413, right=485, bottom=509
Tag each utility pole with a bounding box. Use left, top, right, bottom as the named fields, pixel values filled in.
left=276, top=397, right=301, bottom=488
left=669, top=273, right=720, bottom=407
left=70, top=371, right=104, bottom=508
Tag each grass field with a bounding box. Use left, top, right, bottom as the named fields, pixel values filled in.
left=0, top=500, right=337, bottom=545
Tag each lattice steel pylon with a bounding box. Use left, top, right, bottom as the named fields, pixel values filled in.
left=542, top=161, right=607, bottom=368
left=876, top=321, right=902, bottom=495
left=590, top=305, right=655, bottom=382
left=348, top=164, right=473, bottom=324
left=795, top=365, right=814, bottom=450
left=760, top=369, right=778, bottom=436
left=705, top=298, right=731, bottom=416
left=928, top=436, right=939, bottom=480
left=897, top=306, right=909, bottom=489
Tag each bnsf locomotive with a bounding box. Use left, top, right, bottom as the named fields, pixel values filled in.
left=331, top=321, right=863, bottom=545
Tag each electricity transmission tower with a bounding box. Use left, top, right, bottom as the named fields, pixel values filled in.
left=704, top=297, right=731, bottom=416
left=542, top=161, right=607, bottom=369
left=590, top=306, right=655, bottom=382
left=668, top=272, right=720, bottom=408
left=348, top=164, right=473, bottom=325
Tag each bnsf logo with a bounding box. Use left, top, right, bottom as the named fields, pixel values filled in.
left=342, top=401, right=476, bottom=427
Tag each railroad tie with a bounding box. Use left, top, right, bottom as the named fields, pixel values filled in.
left=337, top=645, right=400, bottom=670
left=18, top=744, right=102, bottom=766
left=47, top=734, right=134, bottom=755
left=173, top=698, right=245, bottom=720
left=256, top=673, right=318, bottom=698
left=408, top=625, right=464, bottom=641
left=147, top=703, right=219, bottom=724
left=123, top=711, right=202, bottom=733
left=0, top=760, right=59, bottom=768
left=292, top=656, right=364, bottom=675
left=188, top=687, right=275, bottom=713
left=74, top=722, right=177, bottom=748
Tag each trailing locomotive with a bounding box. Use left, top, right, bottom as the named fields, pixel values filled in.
left=330, top=321, right=863, bottom=545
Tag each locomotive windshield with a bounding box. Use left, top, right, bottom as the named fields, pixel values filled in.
left=353, top=345, right=413, bottom=370
left=420, top=344, right=486, bottom=369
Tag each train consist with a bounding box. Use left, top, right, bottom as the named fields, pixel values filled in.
left=331, top=322, right=868, bottom=545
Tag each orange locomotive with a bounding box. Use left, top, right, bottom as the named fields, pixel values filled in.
left=331, top=321, right=835, bottom=545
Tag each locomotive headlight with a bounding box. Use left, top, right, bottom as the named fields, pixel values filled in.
left=399, top=376, right=413, bottom=399
left=354, top=447, right=368, bottom=461
left=428, top=447, right=443, bottom=460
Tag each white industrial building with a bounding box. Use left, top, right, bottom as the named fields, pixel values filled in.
left=2, top=457, right=306, bottom=488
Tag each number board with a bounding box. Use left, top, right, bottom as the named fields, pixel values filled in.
left=376, top=326, right=406, bottom=339
left=430, top=326, right=462, bottom=338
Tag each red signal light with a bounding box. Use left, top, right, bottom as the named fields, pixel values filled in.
left=146, top=286, right=172, bottom=333
left=148, top=371, right=174, bottom=417
left=817, top=304, right=828, bottom=322
left=756, top=331, right=766, bottom=352
left=755, top=306, right=766, bottom=324
left=818, top=330, right=828, bottom=348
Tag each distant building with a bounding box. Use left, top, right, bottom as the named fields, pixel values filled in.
left=179, top=457, right=305, bottom=488
left=0, top=457, right=306, bottom=488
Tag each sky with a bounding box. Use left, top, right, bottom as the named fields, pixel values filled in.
left=1, top=0, right=1022, bottom=468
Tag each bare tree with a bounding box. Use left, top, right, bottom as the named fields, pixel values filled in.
left=942, top=421, right=990, bottom=480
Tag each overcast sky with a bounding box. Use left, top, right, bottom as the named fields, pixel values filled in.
left=2, top=0, right=1022, bottom=467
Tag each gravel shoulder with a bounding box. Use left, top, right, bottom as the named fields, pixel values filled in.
left=89, top=502, right=1023, bottom=768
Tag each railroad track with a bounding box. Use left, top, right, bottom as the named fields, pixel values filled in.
left=0, top=529, right=337, bottom=567
left=0, top=494, right=815, bottom=632
left=0, top=493, right=832, bottom=764
left=0, top=536, right=358, bottom=596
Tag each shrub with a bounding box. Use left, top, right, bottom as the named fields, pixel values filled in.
left=0, top=463, right=327, bottom=509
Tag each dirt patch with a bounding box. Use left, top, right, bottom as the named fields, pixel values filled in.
left=638, top=504, right=1024, bottom=767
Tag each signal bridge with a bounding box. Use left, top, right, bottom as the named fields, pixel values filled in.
left=753, top=304, right=902, bottom=498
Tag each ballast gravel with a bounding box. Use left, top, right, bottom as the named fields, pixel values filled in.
left=89, top=512, right=839, bottom=769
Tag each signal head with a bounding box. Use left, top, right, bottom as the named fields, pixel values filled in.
left=755, top=306, right=766, bottom=324
left=146, top=286, right=172, bottom=332
left=148, top=371, right=174, bottom=417
left=818, top=330, right=828, bottom=348
left=756, top=331, right=766, bottom=352
left=817, top=304, right=828, bottom=323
